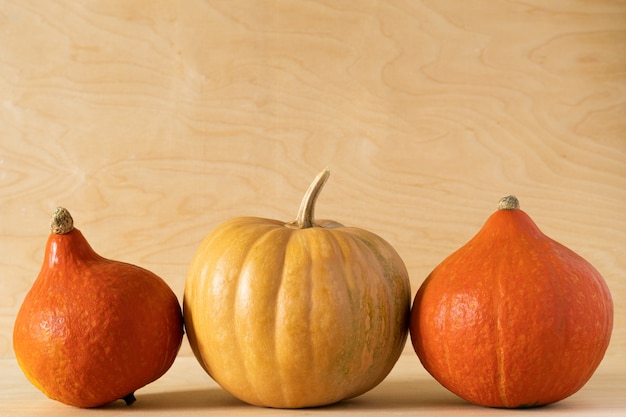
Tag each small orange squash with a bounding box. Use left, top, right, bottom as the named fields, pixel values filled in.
left=184, top=169, right=411, bottom=408
left=13, top=208, right=184, bottom=407
left=410, top=196, right=613, bottom=408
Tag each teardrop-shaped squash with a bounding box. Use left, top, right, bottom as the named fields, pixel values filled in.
left=410, top=196, right=613, bottom=408
left=13, top=208, right=184, bottom=407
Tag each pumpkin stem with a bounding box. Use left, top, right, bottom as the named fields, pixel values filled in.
left=289, top=168, right=330, bottom=229
left=51, top=207, right=74, bottom=234
left=498, top=195, right=520, bottom=210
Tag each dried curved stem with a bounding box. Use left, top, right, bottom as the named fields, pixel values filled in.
left=289, top=168, right=330, bottom=229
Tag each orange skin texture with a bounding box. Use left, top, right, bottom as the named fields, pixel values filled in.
left=410, top=207, right=613, bottom=408
left=13, top=228, right=184, bottom=408
left=184, top=217, right=411, bottom=408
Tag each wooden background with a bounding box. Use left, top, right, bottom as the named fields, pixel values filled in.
left=1, top=0, right=624, bottom=371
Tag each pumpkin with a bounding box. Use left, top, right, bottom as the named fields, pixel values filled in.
left=183, top=168, right=411, bottom=408
left=410, top=196, right=613, bottom=408
left=13, top=208, right=184, bottom=408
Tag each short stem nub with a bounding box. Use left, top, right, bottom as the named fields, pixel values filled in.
left=122, top=393, right=136, bottom=406
left=289, top=168, right=330, bottom=229
left=498, top=195, right=520, bottom=210
left=51, top=207, right=74, bottom=234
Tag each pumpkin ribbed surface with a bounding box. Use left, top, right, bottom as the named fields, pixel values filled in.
left=184, top=169, right=411, bottom=408
left=185, top=216, right=410, bottom=408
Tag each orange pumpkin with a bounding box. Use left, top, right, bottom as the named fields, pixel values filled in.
left=13, top=208, right=184, bottom=407
left=410, top=196, right=613, bottom=408
left=184, top=169, right=411, bottom=408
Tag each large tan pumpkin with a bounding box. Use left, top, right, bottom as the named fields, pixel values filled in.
left=183, top=169, right=411, bottom=408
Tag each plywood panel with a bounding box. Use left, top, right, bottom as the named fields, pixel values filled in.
left=1, top=0, right=624, bottom=366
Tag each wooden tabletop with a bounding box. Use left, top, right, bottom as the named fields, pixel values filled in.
left=2, top=352, right=625, bottom=416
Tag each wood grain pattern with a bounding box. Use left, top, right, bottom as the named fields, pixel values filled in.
left=1, top=0, right=624, bottom=369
